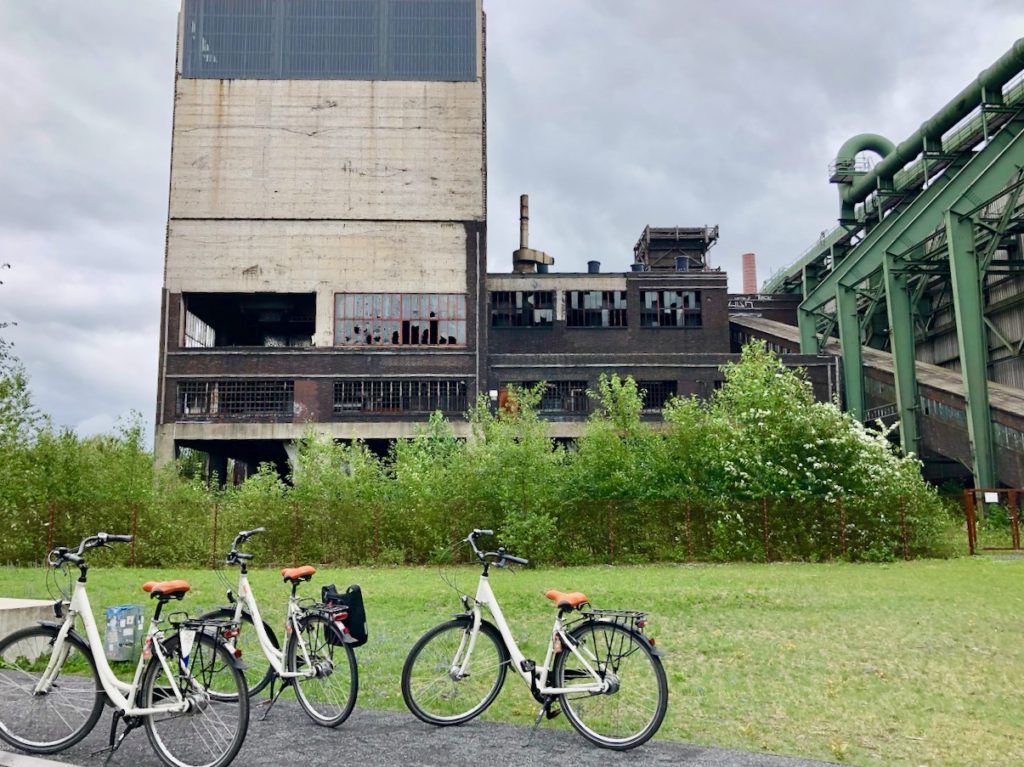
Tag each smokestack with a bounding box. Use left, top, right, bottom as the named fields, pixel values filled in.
left=512, top=193, right=554, bottom=273
left=742, top=252, right=757, bottom=294
left=520, top=194, right=529, bottom=249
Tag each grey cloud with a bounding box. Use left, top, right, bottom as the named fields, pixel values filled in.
left=0, top=0, right=1022, bottom=436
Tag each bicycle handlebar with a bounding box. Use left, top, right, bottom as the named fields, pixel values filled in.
left=48, top=533, right=133, bottom=568
left=464, top=530, right=529, bottom=568
left=226, top=527, right=266, bottom=565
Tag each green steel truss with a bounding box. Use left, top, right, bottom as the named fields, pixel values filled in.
left=774, top=39, right=1024, bottom=487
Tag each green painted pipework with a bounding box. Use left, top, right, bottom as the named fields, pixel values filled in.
left=835, top=133, right=896, bottom=167
left=834, top=133, right=897, bottom=222
left=841, top=37, right=1024, bottom=209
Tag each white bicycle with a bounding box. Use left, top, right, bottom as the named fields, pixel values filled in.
left=0, top=532, right=249, bottom=767
left=401, top=529, right=668, bottom=750
left=198, top=527, right=358, bottom=727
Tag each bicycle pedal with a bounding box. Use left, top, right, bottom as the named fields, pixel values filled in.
left=545, top=705, right=561, bottom=720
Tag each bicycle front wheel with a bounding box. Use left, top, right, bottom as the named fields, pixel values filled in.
left=0, top=625, right=104, bottom=753
left=197, top=608, right=278, bottom=698
left=142, top=631, right=249, bottom=767
left=554, top=620, right=668, bottom=750
left=285, top=614, right=357, bottom=727
left=401, top=618, right=508, bottom=726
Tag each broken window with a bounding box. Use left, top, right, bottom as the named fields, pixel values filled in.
left=334, top=379, right=468, bottom=414
left=490, top=291, right=554, bottom=327
left=175, top=380, right=294, bottom=419
left=504, top=381, right=590, bottom=414
left=334, top=293, right=467, bottom=347
left=637, top=380, right=678, bottom=412
left=640, top=290, right=701, bottom=327
left=182, top=293, right=315, bottom=348
left=565, top=291, right=627, bottom=328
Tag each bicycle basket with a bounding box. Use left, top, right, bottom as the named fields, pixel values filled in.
left=321, top=584, right=368, bottom=648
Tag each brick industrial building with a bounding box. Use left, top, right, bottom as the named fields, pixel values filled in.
left=155, top=0, right=834, bottom=476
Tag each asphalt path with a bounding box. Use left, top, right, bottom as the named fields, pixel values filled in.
left=0, top=702, right=838, bottom=767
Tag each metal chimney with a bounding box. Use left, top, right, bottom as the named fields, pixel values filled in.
left=512, top=194, right=554, bottom=273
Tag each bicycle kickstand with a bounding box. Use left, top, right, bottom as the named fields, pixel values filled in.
left=259, top=674, right=290, bottom=721
left=92, top=709, right=143, bottom=763
left=526, top=697, right=561, bottom=746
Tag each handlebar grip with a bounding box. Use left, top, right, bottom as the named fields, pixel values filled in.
left=503, top=554, right=529, bottom=565
left=105, top=534, right=133, bottom=544
left=472, top=529, right=494, bottom=537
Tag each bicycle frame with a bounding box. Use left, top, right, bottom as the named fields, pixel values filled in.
left=37, top=578, right=190, bottom=717
left=461, top=572, right=607, bottom=697
left=225, top=570, right=317, bottom=680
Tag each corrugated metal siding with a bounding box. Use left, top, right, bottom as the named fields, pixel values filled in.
left=993, top=357, right=1024, bottom=389
left=988, top=275, right=1024, bottom=304
left=182, top=0, right=477, bottom=81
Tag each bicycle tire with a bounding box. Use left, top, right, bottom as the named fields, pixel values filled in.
left=197, top=607, right=277, bottom=698
left=142, top=630, right=250, bottom=767
left=554, top=620, right=667, bottom=750
left=401, top=617, right=508, bottom=726
left=0, top=625, right=105, bottom=754
left=285, top=614, right=358, bottom=728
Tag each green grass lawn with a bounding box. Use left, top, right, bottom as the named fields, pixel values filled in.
left=2, top=556, right=1022, bottom=766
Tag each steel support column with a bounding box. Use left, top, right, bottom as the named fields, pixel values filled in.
left=798, top=306, right=818, bottom=354
left=835, top=284, right=865, bottom=419
left=883, top=253, right=920, bottom=455
left=945, top=209, right=996, bottom=488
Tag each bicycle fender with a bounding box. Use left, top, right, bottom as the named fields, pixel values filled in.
left=204, top=633, right=249, bottom=671
left=35, top=620, right=92, bottom=654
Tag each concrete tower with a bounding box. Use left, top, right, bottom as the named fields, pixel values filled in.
left=156, top=0, right=486, bottom=475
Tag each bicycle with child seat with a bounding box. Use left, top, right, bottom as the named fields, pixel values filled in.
left=0, top=532, right=249, bottom=767
left=401, top=529, right=668, bottom=750
left=197, top=527, right=358, bottom=727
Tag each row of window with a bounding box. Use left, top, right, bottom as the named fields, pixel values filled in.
left=490, top=290, right=703, bottom=329
left=334, top=293, right=467, bottom=347
left=177, top=380, right=295, bottom=418
left=175, top=379, right=682, bottom=418
left=182, top=291, right=706, bottom=350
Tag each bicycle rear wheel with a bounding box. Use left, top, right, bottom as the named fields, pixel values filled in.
left=0, top=625, right=104, bottom=753
left=554, top=620, right=667, bottom=750
left=401, top=618, right=508, bottom=726
left=197, top=608, right=277, bottom=698
left=285, top=614, right=357, bottom=727
left=142, top=631, right=249, bottom=767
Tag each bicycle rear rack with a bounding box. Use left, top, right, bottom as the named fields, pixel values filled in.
left=579, top=608, right=648, bottom=633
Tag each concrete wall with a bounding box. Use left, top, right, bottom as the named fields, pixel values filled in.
left=169, top=79, right=484, bottom=222
left=166, top=220, right=471, bottom=346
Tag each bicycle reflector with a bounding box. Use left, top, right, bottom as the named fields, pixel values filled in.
left=333, top=612, right=349, bottom=622
left=222, top=628, right=240, bottom=639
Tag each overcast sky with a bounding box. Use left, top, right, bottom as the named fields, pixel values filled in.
left=0, top=1, right=1022, bottom=440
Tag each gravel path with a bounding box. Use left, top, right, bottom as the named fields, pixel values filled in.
left=0, top=703, right=838, bottom=767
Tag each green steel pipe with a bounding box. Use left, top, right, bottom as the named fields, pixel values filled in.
left=841, top=37, right=1024, bottom=208
left=835, top=134, right=896, bottom=222
left=835, top=133, right=896, bottom=167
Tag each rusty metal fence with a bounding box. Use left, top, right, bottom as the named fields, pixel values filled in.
left=1, top=495, right=934, bottom=568
left=964, top=488, right=1023, bottom=555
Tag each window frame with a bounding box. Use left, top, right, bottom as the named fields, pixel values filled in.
left=639, top=290, right=702, bottom=328
left=490, top=290, right=555, bottom=328
left=334, top=292, right=467, bottom=347
left=565, top=290, right=628, bottom=328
